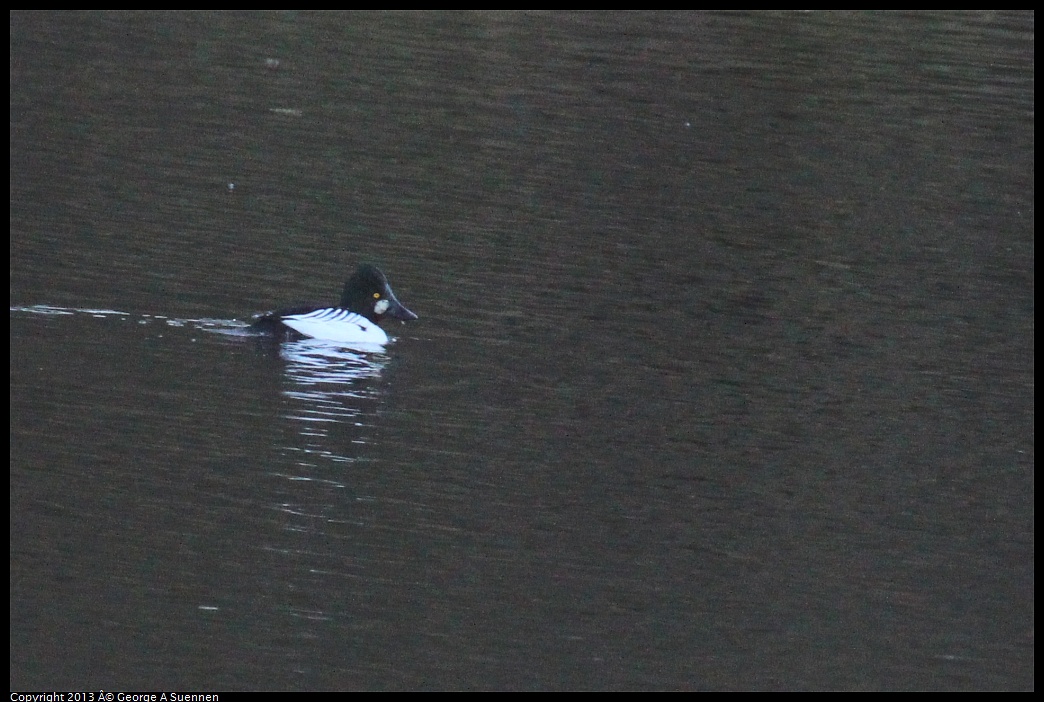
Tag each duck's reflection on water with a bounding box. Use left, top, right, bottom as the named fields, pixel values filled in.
left=275, top=339, right=391, bottom=473
left=280, top=338, right=388, bottom=388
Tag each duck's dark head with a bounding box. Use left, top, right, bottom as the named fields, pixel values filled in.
left=341, top=264, right=418, bottom=325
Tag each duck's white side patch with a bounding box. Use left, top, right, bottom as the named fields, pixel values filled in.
left=281, top=308, right=389, bottom=344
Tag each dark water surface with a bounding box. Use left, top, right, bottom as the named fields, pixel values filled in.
left=10, top=11, right=1033, bottom=690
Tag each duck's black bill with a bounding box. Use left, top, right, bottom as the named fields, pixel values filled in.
left=387, top=299, right=419, bottom=322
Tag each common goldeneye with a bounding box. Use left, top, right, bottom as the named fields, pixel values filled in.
left=251, top=264, right=418, bottom=344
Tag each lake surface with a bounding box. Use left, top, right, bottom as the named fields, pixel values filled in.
left=10, top=10, right=1034, bottom=691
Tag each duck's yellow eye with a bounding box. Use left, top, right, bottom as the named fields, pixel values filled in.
left=373, top=293, right=381, bottom=299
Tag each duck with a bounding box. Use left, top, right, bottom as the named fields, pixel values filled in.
left=251, top=264, right=418, bottom=344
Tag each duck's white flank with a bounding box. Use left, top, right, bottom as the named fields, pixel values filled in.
left=280, top=308, right=390, bottom=345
